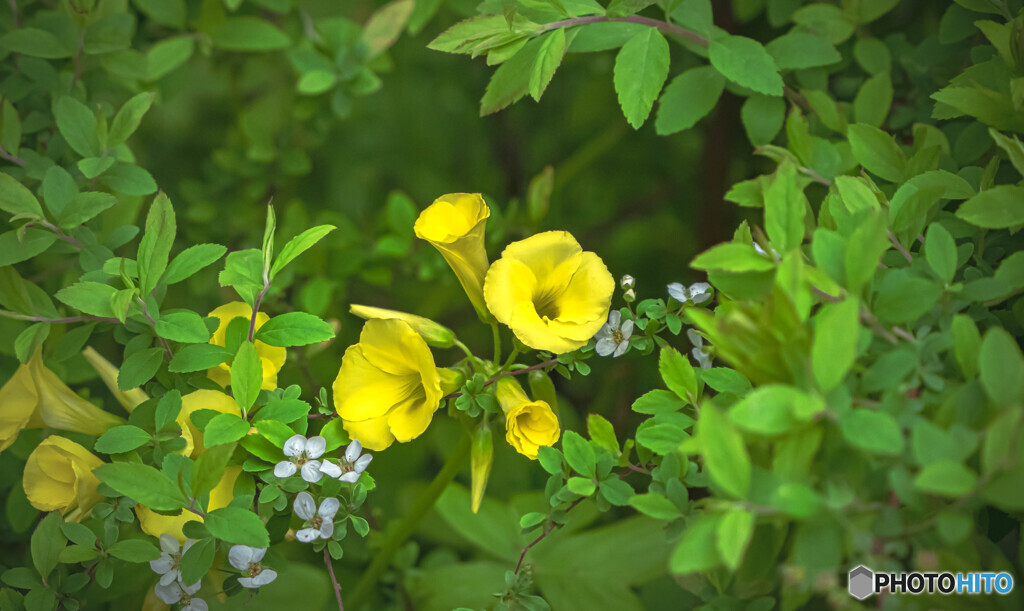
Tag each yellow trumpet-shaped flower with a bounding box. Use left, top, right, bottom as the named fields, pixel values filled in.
left=177, top=390, right=243, bottom=457
left=496, top=378, right=560, bottom=460
left=81, top=347, right=149, bottom=412
left=23, top=435, right=104, bottom=521
left=333, top=319, right=460, bottom=451
left=349, top=304, right=456, bottom=348
left=0, top=350, right=125, bottom=452
left=136, top=465, right=241, bottom=543
left=207, top=302, right=286, bottom=390
left=413, top=193, right=492, bottom=321
left=484, top=231, right=614, bottom=354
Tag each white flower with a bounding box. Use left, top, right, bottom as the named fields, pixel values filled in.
left=274, top=434, right=327, bottom=483
left=593, top=310, right=633, bottom=358
left=154, top=578, right=201, bottom=605
left=229, top=545, right=278, bottom=589
left=293, top=491, right=340, bottom=542
left=753, top=242, right=780, bottom=259
left=182, top=599, right=208, bottom=611
left=687, top=329, right=712, bottom=370
left=150, top=534, right=196, bottom=586
left=319, top=439, right=373, bottom=483
left=667, top=282, right=712, bottom=305
left=620, top=274, right=635, bottom=289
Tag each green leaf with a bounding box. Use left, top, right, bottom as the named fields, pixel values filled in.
left=203, top=413, right=250, bottom=447
left=231, top=341, right=263, bottom=411
left=94, top=425, right=151, bottom=454
left=54, top=97, right=101, bottom=158
left=659, top=347, right=697, bottom=402
left=955, top=185, right=1024, bottom=229
left=716, top=509, right=754, bottom=570
left=697, top=404, right=751, bottom=499
left=598, top=477, right=634, bottom=506
left=708, top=34, right=782, bottom=96
left=989, top=128, right=1024, bottom=178
left=844, top=209, right=889, bottom=292
left=255, top=312, right=335, bottom=347
left=480, top=35, right=544, bottom=116
left=118, top=347, right=164, bottom=390
left=94, top=463, right=188, bottom=510
left=811, top=298, right=859, bottom=390
left=204, top=507, right=269, bottom=546
left=137, top=193, right=177, bottom=295
left=567, top=476, right=597, bottom=496
left=15, top=323, right=49, bottom=364
left=978, top=328, right=1024, bottom=407
left=31, top=512, right=65, bottom=581
left=764, top=164, right=806, bottom=253
left=847, top=123, right=905, bottom=183
left=155, top=390, right=182, bottom=432
left=636, top=421, right=690, bottom=454
left=179, top=537, right=216, bottom=584
left=792, top=3, right=855, bottom=43
left=741, top=94, right=786, bottom=145
left=109, top=92, right=156, bottom=146
left=1, top=28, right=73, bottom=59
left=253, top=398, right=311, bottom=423
left=699, top=368, right=752, bottom=395
left=297, top=70, right=337, bottom=95
left=211, top=17, right=290, bottom=51
left=108, top=539, right=160, bottom=562
left=169, top=343, right=232, bottom=373
left=269, top=225, right=336, bottom=279
left=102, top=163, right=158, bottom=196
left=0, top=173, right=43, bottom=217
left=132, top=0, right=187, bottom=28
left=361, top=0, right=415, bottom=59
left=924, top=224, right=957, bottom=283
left=873, top=271, right=942, bottom=323
left=57, top=192, right=118, bottom=228
left=164, top=244, right=228, bottom=285
left=914, top=461, right=978, bottom=497
left=562, top=430, right=596, bottom=477
left=632, top=389, right=687, bottom=414
left=669, top=514, right=720, bottom=574
left=529, top=28, right=566, bottom=102
left=42, top=167, right=77, bottom=218
left=853, top=71, right=893, bottom=127
left=0, top=227, right=57, bottom=266
left=629, top=493, right=680, bottom=520
left=840, top=409, right=903, bottom=455
left=192, top=443, right=237, bottom=501
left=951, top=314, right=981, bottom=378
left=691, top=242, right=774, bottom=272
left=765, top=31, right=840, bottom=70
left=147, top=36, right=195, bottom=80
left=61, top=522, right=96, bottom=547
left=729, top=385, right=823, bottom=435
left=55, top=281, right=117, bottom=318
left=155, top=311, right=211, bottom=343
left=613, top=28, right=670, bottom=128
left=586, top=414, right=619, bottom=455
left=655, top=66, right=725, bottom=135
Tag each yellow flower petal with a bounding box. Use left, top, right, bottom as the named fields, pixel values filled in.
left=334, top=345, right=418, bottom=421
left=208, top=302, right=286, bottom=387
left=0, top=364, right=44, bottom=452
left=178, top=390, right=241, bottom=457
left=343, top=416, right=395, bottom=451
left=24, top=435, right=104, bottom=517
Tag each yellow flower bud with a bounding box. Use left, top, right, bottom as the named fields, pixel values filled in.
left=23, top=435, right=104, bottom=521
left=81, top=347, right=150, bottom=412
left=495, top=378, right=560, bottom=460
left=413, top=193, right=492, bottom=321
left=207, top=302, right=286, bottom=391
left=349, top=304, right=456, bottom=348
left=484, top=231, right=614, bottom=354
left=0, top=364, right=44, bottom=452
left=136, top=465, right=240, bottom=543
left=177, top=390, right=242, bottom=457
left=470, top=422, right=494, bottom=514
left=333, top=319, right=448, bottom=451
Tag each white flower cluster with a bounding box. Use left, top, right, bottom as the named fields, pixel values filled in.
left=595, top=311, right=633, bottom=357
left=150, top=534, right=206, bottom=610
left=293, top=491, right=339, bottom=542
left=228, top=545, right=277, bottom=589
left=275, top=436, right=372, bottom=484
left=667, top=281, right=712, bottom=305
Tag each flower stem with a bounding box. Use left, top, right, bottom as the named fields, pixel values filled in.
left=490, top=322, right=502, bottom=364
left=324, top=547, right=345, bottom=611
left=348, top=432, right=472, bottom=609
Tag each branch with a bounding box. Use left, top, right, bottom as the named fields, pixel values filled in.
left=136, top=297, right=174, bottom=361
left=37, top=220, right=84, bottom=249
left=443, top=358, right=559, bottom=401
left=1, top=312, right=120, bottom=324
left=539, top=15, right=708, bottom=47
left=0, top=142, right=25, bottom=166
left=514, top=497, right=584, bottom=574
left=324, top=548, right=345, bottom=611
left=248, top=272, right=270, bottom=343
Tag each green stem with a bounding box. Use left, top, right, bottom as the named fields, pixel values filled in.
left=348, top=432, right=472, bottom=609
left=490, top=322, right=502, bottom=364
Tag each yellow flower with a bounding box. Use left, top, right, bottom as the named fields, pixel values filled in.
left=177, top=390, right=242, bottom=457
left=496, top=378, right=560, bottom=460
left=484, top=231, right=614, bottom=354
left=207, top=302, right=286, bottom=390
left=333, top=319, right=460, bottom=451
left=413, top=193, right=492, bottom=320
left=136, top=465, right=240, bottom=543
left=81, top=347, right=149, bottom=412
left=0, top=350, right=124, bottom=451
left=349, top=304, right=455, bottom=348
left=23, top=435, right=104, bottom=521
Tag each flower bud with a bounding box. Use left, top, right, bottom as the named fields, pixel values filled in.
left=495, top=378, right=559, bottom=460
left=24, top=435, right=104, bottom=521
left=349, top=304, right=456, bottom=348
left=620, top=274, right=635, bottom=290
left=82, top=347, right=149, bottom=412
left=470, top=421, right=493, bottom=514
left=623, top=288, right=636, bottom=303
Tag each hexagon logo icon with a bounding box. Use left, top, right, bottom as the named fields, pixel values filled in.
left=848, top=565, right=874, bottom=600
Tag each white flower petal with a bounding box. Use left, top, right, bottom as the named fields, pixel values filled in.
left=593, top=326, right=613, bottom=342
left=182, top=580, right=202, bottom=595
left=354, top=454, right=372, bottom=472
left=344, top=439, right=362, bottom=462
left=183, top=598, right=208, bottom=611
left=667, top=282, right=687, bottom=302
left=620, top=319, right=634, bottom=338
left=608, top=310, right=621, bottom=328
left=250, top=547, right=267, bottom=563
left=182, top=539, right=196, bottom=555
left=688, top=282, right=711, bottom=303
left=595, top=337, right=617, bottom=356
left=301, top=460, right=324, bottom=483
left=319, top=460, right=342, bottom=478
left=296, top=528, right=318, bottom=543
left=613, top=340, right=629, bottom=358
left=159, top=534, right=180, bottom=555
left=318, top=497, right=340, bottom=519
left=238, top=577, right=259, bottom=589
left=319, top=520, right=334, bottom=539
left=228, top=545, right=254, bottom=571
left=339, top=471, right=361, bottom=483
left=158, top=571, right=179, bottom=586
left=753, top=242, right=767, bottom=256
left=293, top=492, right=316, bottom=520
left=283, top=434, right=307, bottom=458
left=304, top=436, right=327, bottom=459
left=150, top=555, right=174, bottom=575
left=686, top=329, right=703, bottom=348
left=154, top=582, right=183, bottom=604
left=253, top=569, right=277, bottom=586
left=273, top=461, right=297, bottom=478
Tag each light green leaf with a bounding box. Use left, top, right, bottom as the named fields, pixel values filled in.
left=529, top=28, right=566, bottom=102
left=698, top=404, right=751, bottom=499
left=847, top=123, right=905, bottom=183
left=0, top=173, right=43, bottom=217
left=94, top=425, right=151, bottom=454
left=669, top=514, right=720, bottom=574
left=203, top=413, right=250, bottom=447
left=155, top=311, right=212, bottom=343
left=204, top=507, right=269, bottom=546
left=58, top=192, right=118, bottom=229
left=765, top=31, right=840, bottom=70
left=764, top=163, right=806, bottom=253
left=741, top=94, right=785, bottom=145
left=914, top=461, right=978, bottom=497
left=655, top=66, right=725, bottom=135
left=853, top=72, right=893, bottom=127
left=55, top=281, right=117, bottom=318
left=55, top=97, right=101, bottom=158
left=659, top=347, right=697, bottom=402
left=118, top=347, right=164, bottom=390
left=978, top=328, right=1024, bottom=407
left=164, top=244, right=227, bottom=284
left=211, top=17, right=290, bottom=51
left=811, top=298, right=859, bottom=390
left=93, top=463, right=188, bottom=511
left=613, top=28, right=670, bottom=128
left=716, top=509, right=754, bottom=570
left=270, top=225, right=336, bottom=279
left=255, top=312, right=335, bottom=347
left=924, top=224, right=957, bottom=283
left=109, top=92, right=156, bottom=146
left=709, top=34, right=783, bottom=96
left=169, top=344, right=232, bottom=373
left=691, top=242, right=775, bottom=272
left=137, top=193, right=176, bottom=295
left=629, top=493, right=680, bottom=520
left=955, top=185, right=1024, bottom=229
left=231, top=341, right=263, bottom=411
left=840, top=409, right=903, bottom=455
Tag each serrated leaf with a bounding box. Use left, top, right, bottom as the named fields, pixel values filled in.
left=118, top=346, right=164, bottom=390
left=137, top=193, right=177, bottom=295
left=169, top=344, right=232, bottom=373
left=94, top=425, right=151, bottom=454
left=204, top=507, right=269, bottom=546
left=709, top=34, right=782, bottom=96
left=54, top=97, right=101, bottom=158
left=254, top=312, right=334, bottom=347
left=155, top=311, right=211, bottom=343
left=655, top=66, right=724, bottom=135
left=0, top=173, right=43, bottom=217
left=109, top=92, right=156, bottom=146
left=230, top=341, right=262, bottom=411
left=613, top=28, right=670, bottom=128
left=55, top=282, right=117, bottom=318
left=94, top=463, right=188, bottom=510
